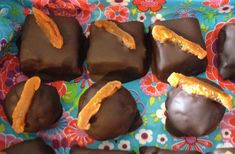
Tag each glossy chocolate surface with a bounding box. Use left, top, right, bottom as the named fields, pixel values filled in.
left=70, top=145, right=134, bottom=154
left=2, top=138, right=55, bottom=154
left=3, top=81, right=62, bottom=132
left=150, top=18, right=207, bottom=82
left=218, top=23, right=235, bottom=80
left=20, top=15, right=85, bottom=82
left=79, top=81, right=142, bottom=140
left=87, top=21, right=149, bottom=83
left=139, top=146, right=200, bottom=154
left=165, top=83, right=226, bottom=137
left=207, top=148, right=235, bottom=154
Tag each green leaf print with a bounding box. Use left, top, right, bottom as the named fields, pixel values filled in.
left=181, top=0, right=193, bottom=8
left=0, top=123, right=5, bottom=132
left=62, top=83, right=79, bottom=103
left=200, top=23, right=209, bottom=33
left=197, top=7, right=218, bottom=23
left=223, top=12, right=233, bottom=21
left=214, top=134, right=222, bottom=141
left=69, top=87, right=87, bottom=112
left=149, top=96, right=155, bottom=106
left=10, top=3, right=21, bottom=16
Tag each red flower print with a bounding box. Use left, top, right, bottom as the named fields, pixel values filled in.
left=104, top=6, right=130, bottom=22
left=205, top=18, right=235, bottom=93
left=32, top=0, right=49, bottom=8
left=220, top=109, right=235, bottom=146
left=51, top=81, right=67, bottom=96
left=133, top=0, right=166, bottom=12
left=203, top=0, right=229, bottom=8
left=74, top=66, right=93, bottom=88
left=0, top=133, right=22, bottom=150
left=0, top=105, right=7, bottom=122
left=140, top=73, right=168, bottom=96
left=63, top=119, right=94, bottom=146
left=172, top=137, right=213, bottom=153
left=23, top=7, right=31, bottom=16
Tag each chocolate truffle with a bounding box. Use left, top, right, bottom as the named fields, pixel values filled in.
left=19, top=14, right=85, bottom=82
left=1, top=138, right=55, bottom=154
left=3, top=81, right=62, bottom=132
left=150, top=18, right=207, bottom=82
left=165, top=78, right=226, bottom=137
left=86, top=20, right=149, bottom=83
left=70, top=145, right=134, bottom=154
left=218, top=23, right=235, bottom=80
left=207, top=148, right=235, bottom=154
left=139, top=146, right=200, bottom=154
left=78, top=81, right=142, bottom=140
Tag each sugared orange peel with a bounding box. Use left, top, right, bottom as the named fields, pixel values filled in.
left=94, top=20, right=136, bottom=50
left=77, top=80, right=122, bottom=130
left=12, top=76, right=41, bottom=133
left=152, top=25, right=207, bottom=60
left=33, top=7, right=63, bottom=49
left=167, top=72, right=233, bottom=111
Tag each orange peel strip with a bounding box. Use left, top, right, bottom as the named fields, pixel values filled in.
left=95, top=20, right=136, bottom=50
left=167, top=72, right=233, bottom=111
left=77, top=80, right=122, bottom=130
left=12, top=76, right=41, bottom=133
left=152, top=25, right=207, bottom=60
left=33, top=7, right=63, bottom=49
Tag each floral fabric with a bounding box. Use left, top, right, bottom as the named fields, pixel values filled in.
left=0, top=0, right=235, bottom=153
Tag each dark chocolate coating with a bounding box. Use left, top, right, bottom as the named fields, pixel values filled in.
left=139, top=146, right=200, bottom=154
left=150, top=18, right=207, bottom=82
left=20, top=15, right=85, bottom=82
left=218, top=23, right=235, bottom=80
left=2, top=138, right=55, bottom=154
left=87, top=21, right=149, bottom=83
left=207, top=148, right=235, bottom=154
left=3, top=81, right=62, bottom=132
left=70, top=145, right=134, bottom=154
left=165, top=83, right=226, bottom=137
left=79, top=81, right=142, bottom=140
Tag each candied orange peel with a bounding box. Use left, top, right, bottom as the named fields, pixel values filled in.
left=95, top=20, right=136, bottom=49
left=12, top=76, right=41, bottom=133
left=33, top=7, right=63, bottom=49
left=77, top=80, right=122, bottom=130
left=152, top=25, right=207, bottom=60
left=167, top=72, right=233, bottom=110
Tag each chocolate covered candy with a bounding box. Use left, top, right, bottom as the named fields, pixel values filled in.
left=165, top=73, right=232, bottom=137
left=207, top=148, right=235, bottom=154
left=150, top=18, right=207, bottom=82
left=87, top=20, right=149, bottom=83
left=139, top=146, right=200, bottom=154
left=70, top=145, right=134, bottom=154
left=1, top=138, right=55, bottom=154
left=218, top=23, right=235, bottom=80
left=19, top=8, right=85, bottom=82
left=3, top=77, right=62, bottom=132
left=77, top=80, right=142, bottom=140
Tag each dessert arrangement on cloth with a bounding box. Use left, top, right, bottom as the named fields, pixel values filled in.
left=0, top=0, right=235, bottom=154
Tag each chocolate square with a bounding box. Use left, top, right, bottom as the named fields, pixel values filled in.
left=20, top=15, right=85, bottom=82
left=87, top=21, right=149, bottom=83
left=218, top=23, right=235, bottom=80
left=150, top=18, right=207, bottom=82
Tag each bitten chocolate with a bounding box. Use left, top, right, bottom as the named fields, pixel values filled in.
left=150, top=18, right=207, bottom=82
left=78, top=81, right=142, bottom=140
left=3, top=81, right=62, bottom=132
left=19, top=15, right=85, bottom=82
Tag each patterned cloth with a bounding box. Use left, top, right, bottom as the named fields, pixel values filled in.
left=0, top=0, right=235, bottom=153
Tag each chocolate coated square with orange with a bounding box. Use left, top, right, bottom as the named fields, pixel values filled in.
left=19, top=8, right=85, bottom=82
left=139, top=146, right=200, bottom=154
left=149, top=18, right=207, bottom=82
left=165, top=73, right=232, bottom=137
left=1, top=138, right=55, bottom=154
left=218, top=23, right=235, bottom=80
left=86, top=20, right=149, bottom=83
left=3, top=78, right=62, bottom=133
left=77, top=80, right=142, bottom=140
left=70, top=145, right=134, bottom=154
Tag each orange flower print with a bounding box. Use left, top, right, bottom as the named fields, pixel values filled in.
left=133, top=0, right=166, bottom=12
left=205, top=18, right=235, bottom=93
left=203, top=0, right=230, bottom=8
left=104, top=5, right=130, bottom=22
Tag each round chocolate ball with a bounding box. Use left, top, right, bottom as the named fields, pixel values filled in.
left=3, top=82, right=62, bottom=132
left=2, top=138, right=55, bottom=154
left=165, top=80, right=226, bottom=137
left=79, top=81, right=142, bottom=140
